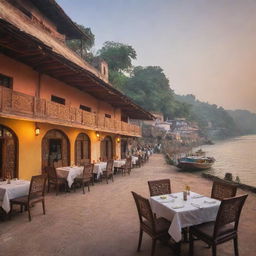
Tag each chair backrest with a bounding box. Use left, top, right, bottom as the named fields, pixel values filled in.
left=45, top=166, right=57, bottom=180
left=148, top=179, right=171, bottom=196
left=29, top=174, right=47, bottom=199
left=83, top=163, right=94, bottom=177
left=80, top=159, right=90, bottom=166
left=126, top=157, right=132, bottom=168
left=211, top=180, right=237, bottom=200
left=214, top=194, right=248, bottom=237
left=131, top=191, right=155, bottom=231
left=53, top=160, right=62, bottom=168
left=137, top=155, right=142, bottom=164
left=106, top=159, right=114, bottom=173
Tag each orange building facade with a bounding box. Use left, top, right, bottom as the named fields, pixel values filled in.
left=0, top=0, right=153, bottom=180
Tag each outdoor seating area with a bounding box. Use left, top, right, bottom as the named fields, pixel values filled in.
left=0, top=152, right=151, bottom=222
left=0, top=154, right=255, bottom=256
left=133, top=178, right=247, bottom=256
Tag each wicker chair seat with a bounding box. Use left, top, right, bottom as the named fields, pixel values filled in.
left=10, top=194, right=44, bottom=204
left=191, top=222, right=235, bottom=242
left=74, top=175, right=90, bottom=181
left=143, top=217, right=170, bottom=234
left=49, top=177, right=66, bottom=184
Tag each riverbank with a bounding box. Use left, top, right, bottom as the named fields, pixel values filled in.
left=0, top=154, right=255, bottom=256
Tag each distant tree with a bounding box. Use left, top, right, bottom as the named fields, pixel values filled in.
left=108, top=70, right=129, bottom=91
left=175, top=94, right=239, bottom=137
left=123, top=66, right=189, bottom=119
left=66, top=24, right=95, bottom=61
left=98, top=41, right=136, bottom=72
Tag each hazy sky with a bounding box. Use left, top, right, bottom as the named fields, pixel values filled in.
left=58, top=0, right=256, bottom=113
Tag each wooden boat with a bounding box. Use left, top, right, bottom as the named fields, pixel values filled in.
left=177, top=156, right=215, bottom=170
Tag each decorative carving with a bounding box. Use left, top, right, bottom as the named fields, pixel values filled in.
left=0, top=87, right=141, bottom=136
left=46, top=101, right=59, bottom=119
left=58, top=104, right=69, bottom=121
left=2, top=87, right=12, bottom=111
left=76, top=109, right=82, bottom=123
left=12, top=93, right=34, bottom=113
left=70, top=107, right=76, bottom=122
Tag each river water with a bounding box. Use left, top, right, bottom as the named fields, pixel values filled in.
left=196, top=135, right=256, bottom=187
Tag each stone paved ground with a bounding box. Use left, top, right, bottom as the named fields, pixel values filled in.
left=0, top=154, right=255, bottom=256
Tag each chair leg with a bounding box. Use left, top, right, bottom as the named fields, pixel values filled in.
left=56, top=183, right=59, bottom=196
left=151, top=239, right=156, bottom=256
left=234, top=237, right=239, bottom=256
left=112, top=174, right=114, bottom=182
left=87, top=183, right=90, bottom=192
left=212, top=244, right=217, bottom=256
left=42, top=199, right=46, bottom=215
left=28, top=205, right=32, bottom=222
left=183, top=227, right=189, bottom=242
left=82, top=182, right=85, bottom=194
left=189, top=231, right=194, bottom=256
left=9, top=202, right=13, bottom=220
left=137, top=229, right=143, bottom=252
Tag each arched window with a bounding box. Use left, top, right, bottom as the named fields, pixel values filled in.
left=75, top=133, right=90, bottom=165
left=0, top=125, right=18, bottom=179
left=42, top=129, right=70, bottom=169
left=100, top=136, right=113, bottom=161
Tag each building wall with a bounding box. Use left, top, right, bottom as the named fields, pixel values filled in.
left=0, top=117, right=121, bottom=180
left=0, top=54, right=121, bottom=120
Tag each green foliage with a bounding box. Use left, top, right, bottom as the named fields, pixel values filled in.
left=175, top=94, right=238, bottom=137
left=109, top=70, right=129, bottom=91
left=66, top=24, right=95, bottom=61
left=123, top=66, right=190, bottom=119
left=98, top=41, right=136, bottom=72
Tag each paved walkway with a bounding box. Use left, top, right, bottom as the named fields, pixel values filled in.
left=0, top=154, right=255, bottom=256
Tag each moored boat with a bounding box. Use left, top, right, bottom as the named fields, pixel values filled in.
left=177, top=156, right=215, bottom=170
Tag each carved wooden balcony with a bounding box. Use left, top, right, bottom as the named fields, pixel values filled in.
left=0, top=87, right=141, bottom=137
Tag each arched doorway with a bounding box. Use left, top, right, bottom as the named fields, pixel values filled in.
left=121, top=139, right=127, bottom=159
left=75, top=133, right=91, bottom=165
left=0, top=125, right=18, bottom=179
left=100, top=136, right=113, bottom=160
left=42, top=129, right=70, bottom=169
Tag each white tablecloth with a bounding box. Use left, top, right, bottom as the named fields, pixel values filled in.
left=132, top=156, right=138, bottom=165
left=150, top=192, right=220, bottom=242
left=114, top=160, right=126, bottom=168
left=93, top=162, right=107, bottom=179
left=0, top=180, right=30, bottom=213
left=56, top=166, right=84, bottom=188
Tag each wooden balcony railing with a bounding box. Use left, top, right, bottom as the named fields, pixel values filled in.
left=0, top=87, right=142, bottom=137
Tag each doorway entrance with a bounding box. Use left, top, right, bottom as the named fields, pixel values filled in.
left=42, top=129, right=70, bottom=169
left=100, top=136, right=113, bottom=161
left=75, top=133, right=91, bottom=165
left=0, top=125, right=18, bottom=179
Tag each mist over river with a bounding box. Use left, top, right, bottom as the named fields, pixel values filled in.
left=197, top=135, right=256, bottom=187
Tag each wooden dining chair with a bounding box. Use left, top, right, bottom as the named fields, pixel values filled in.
left=148, top=179, right=171, bottom=196
left=189, top=194, right=248, bottom=256
left=73, top=165, right=91, bottom=194
left=101, top=159, right=114, bottom=184
left=45, top=166, right=68, bottom=195
left=211, top=180, right=237, bottom=200
left=131, top=191, right=171, bottom=256
left=117, top=157, right=132, bottom=176
left=86, top=163, right=95, bottom=186
left=10, top=174, right=47, bottom=221
left=135, top=155, right=142, bottom=168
